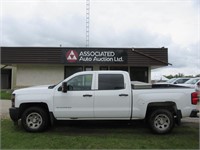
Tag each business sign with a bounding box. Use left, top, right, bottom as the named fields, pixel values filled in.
left=62, top=49, right=127, bottom=64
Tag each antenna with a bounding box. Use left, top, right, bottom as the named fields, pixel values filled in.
left=86, top=0, right=90, bottom=47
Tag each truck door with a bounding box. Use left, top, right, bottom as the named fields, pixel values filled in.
left=53, top=73, right=94, bottom=119
left=94, top=73, right=132, bottom=118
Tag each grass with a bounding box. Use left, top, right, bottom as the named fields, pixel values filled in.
left=0, top=91, right=12, bottom=100
left=1, top=119, right=199, bottom=149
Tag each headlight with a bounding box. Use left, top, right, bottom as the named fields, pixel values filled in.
left=11, top=94, right=15, bottom=107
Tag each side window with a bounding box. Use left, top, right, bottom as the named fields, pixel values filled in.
left=182, top=79, right=189, bottom=83
left=67, top=74, right=92, bottom=91
left=98, top=74, right=125, bottom=90
left=176, top=79, right=188, bottom=84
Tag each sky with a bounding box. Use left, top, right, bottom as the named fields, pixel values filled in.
left=1, top=0, right=200, bottom=77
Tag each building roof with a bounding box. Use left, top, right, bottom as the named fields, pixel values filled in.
left=1, top=47, right=169, bottom=67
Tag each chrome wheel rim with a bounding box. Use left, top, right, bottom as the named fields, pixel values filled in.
left=26, top=112, right=43, bottom=129
left=154, top=114, right=170, bottom=131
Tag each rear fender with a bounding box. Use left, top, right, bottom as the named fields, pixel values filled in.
left=146, top=102, right=182, bottom=125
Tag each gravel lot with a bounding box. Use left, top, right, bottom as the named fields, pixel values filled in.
left=1, top=100, right=199, bottom=123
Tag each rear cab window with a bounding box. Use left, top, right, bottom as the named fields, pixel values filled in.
left=98, top=74, right=125, bottom=90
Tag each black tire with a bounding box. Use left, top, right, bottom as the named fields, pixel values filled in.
left=148, top=109, right=175, bottom=134
left=21, top=107, right=49, bottom=132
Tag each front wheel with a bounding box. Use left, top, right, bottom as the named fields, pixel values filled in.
left=148, top=109, right=175, bottom=134
left=21, top=107, right=49, bottom=132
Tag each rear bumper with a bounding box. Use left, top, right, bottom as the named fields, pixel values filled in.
left=9, top=107, right=20, bottom=122
left=190, top=109, right=199, bottom=118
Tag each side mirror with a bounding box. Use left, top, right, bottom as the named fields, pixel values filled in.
left=62, top=82, right=67, bottom=93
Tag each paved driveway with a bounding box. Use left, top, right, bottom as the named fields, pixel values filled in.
left=0, top=100, right=11, bottom=118
left=0, top=100, right=199, bottom=123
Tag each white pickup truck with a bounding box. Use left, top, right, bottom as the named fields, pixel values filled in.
left=9, top=71, right=199, bottom=134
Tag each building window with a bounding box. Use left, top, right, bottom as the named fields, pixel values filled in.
left=98, top=74, right=124, bottom=90
left=100, top=66, right=108, bottom=70
left=64, top=66, right=83, bottom=78
left=1, top=69, right=12, bottom=89
left=110, top=66, right=128, bottom=72
left=85, top=66, right=93, bottom=71
left=130, top=67, right=148, bottom=82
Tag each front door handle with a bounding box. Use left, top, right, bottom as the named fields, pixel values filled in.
left=119, top=94, right=128, bottom=97
left=83, top=94, right=93, bottom=97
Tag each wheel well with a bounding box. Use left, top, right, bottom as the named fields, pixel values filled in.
left=145, top=102, right=178, bottom=118
left=19, top=103, right=49, bottom=118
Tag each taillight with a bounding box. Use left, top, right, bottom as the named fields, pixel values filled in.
left=191, top=92, right=199, bottom=105
left=11, top=94, right=15, bottom=107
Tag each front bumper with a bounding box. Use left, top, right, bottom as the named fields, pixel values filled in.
left=9, top=107, right=20, bottom=122
left=190, top=109, right=199, bottom=118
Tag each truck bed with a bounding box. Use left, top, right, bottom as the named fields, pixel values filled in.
left=131, top=81, right=191, bottom=89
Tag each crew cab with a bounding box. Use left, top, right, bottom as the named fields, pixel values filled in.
left=9, top=71, right=199, bottom=134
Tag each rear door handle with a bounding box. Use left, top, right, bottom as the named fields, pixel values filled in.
left=119, top=94, right=129, bottom=96
left=83, top=94, right=93, bottom=97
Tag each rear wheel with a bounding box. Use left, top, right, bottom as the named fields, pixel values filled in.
left=21, top=107, right=49, bottom=132
left=148, top=109, right=174, bottom=134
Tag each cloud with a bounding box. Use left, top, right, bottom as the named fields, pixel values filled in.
left=1, top=0, right=200, bottom=75
left=2, top=13, right=86, bottom=46
left=2, top=0, right=86, bottom=46
left=153, top=41, right=200, bottom=76
left=90, top=26, right=171, bottom=48
left=170, top=44, right=198, bottom=67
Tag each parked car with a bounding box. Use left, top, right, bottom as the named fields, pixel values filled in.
left=178, top=78, right=200, bottom=88
left=155, top=78, right=190, bottom=84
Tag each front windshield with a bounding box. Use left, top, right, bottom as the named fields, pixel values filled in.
left=167, top=78, right=177, bottom=83
left=185, top=79, right=200, bottom=84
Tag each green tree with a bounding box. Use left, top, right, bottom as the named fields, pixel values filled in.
left=195, top=74, right=200, bottom=77
left=164, top=73, right=194, bottom=79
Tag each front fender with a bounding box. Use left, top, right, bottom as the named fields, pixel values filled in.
left=15, top=93, right=54, bottom=112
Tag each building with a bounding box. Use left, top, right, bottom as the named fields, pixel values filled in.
left=1, top=47, right=169, bottom=89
